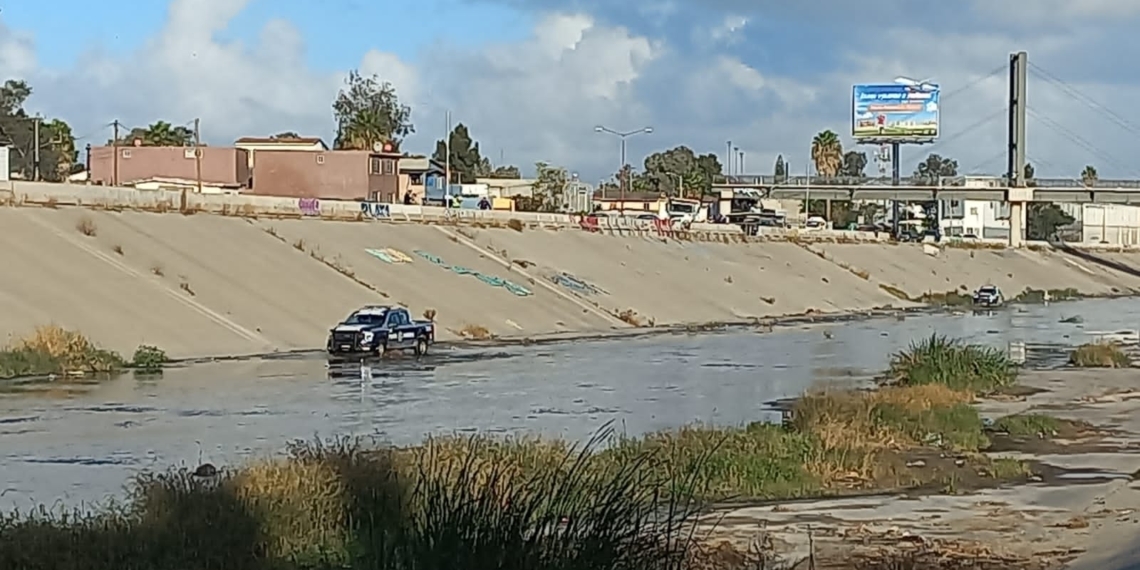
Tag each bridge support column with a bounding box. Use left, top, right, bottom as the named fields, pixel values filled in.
left=1007, top=51, right=1029, bottom=248
left=1009, top=202, right=1025, bottom=247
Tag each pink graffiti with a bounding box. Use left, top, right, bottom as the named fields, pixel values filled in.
left=298, top=197, right=320, bottom=216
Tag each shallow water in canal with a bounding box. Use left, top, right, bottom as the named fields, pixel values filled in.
left=2, top=298, right=1138, bottom=507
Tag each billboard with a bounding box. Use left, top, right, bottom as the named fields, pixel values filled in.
left=852, top=83, right=939, bottom=141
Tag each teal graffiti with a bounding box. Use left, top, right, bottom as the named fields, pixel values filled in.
left=413, top=250, right=532, bottom=296
left=550, top=272, right=607, bottom=296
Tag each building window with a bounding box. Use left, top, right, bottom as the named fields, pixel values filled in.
left=382, top=159, right=395, bottom=175
left=316, top=154, right=325, bottom=165
left=969, top=207, right=978, bottom=216
left=950, top=200, right=960, bottom=208
left=409, top=173, right=423, bottom=185
left=369, top=156, right=382, bottom=174
left=121, top=149, right=132, bottom=159
left=642, top=203, right=650, bottom=211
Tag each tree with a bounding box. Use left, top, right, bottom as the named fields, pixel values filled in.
left=810, top=130, right=842, bottom=176
left=490, top=165, right=521, bottom=179
left=431, top=123, right=492, bottom=184
left=0, top=80, right=31, bottom=116
left=45, top=119, right=78, bottom=178
left=839, top=151, right=868, bottom=178
left=773, top=154, right=786, bottom=181
left=912, top=154, right=958, bottom=185
left=640, top=145, right=722, bottom=198
left=532, top=161, right=569, bottom=212
left=332, top=70, right=414, bottom=151
left=108, top=121, right=194, bottom=147
left=0, top=80, right=71, bottom=181
left=1081, top=165, right=1098, bottom=186
left=271, top=131, right=301, bottom=139
left=1027, top=203, right=1074, bottom=241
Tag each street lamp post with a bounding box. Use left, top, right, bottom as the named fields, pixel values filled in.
left=595, top=125, right=653, bottom=215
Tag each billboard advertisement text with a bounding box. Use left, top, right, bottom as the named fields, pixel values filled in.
left=851, top=84, right=939, bottom=141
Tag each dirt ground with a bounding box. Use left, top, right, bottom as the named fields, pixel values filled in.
left=699, top=369, right=1140, bottom=570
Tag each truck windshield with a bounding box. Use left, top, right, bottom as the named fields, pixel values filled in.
left=345, top=312, right=386, bottom=325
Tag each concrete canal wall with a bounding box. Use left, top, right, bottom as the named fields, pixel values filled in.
left=2, top=183, right=1140, bottom=359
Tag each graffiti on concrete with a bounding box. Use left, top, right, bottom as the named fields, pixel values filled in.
left=413, top=250, right=532, bottom=296
left=549, top=272, right=607, bottom=296
left=360, top=202, right=390, bottom=219
left=298, top=197, right=320, bottom=216
left=365, top=248, right=413, bottom=263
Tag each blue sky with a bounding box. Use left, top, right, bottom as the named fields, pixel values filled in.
left=3, top=0, right=1140, bottom=180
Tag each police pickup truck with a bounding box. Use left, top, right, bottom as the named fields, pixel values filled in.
left=326, top=306, right=434, bottom=357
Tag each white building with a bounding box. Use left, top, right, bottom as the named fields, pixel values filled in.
left=233, top=136, right=328, bottom=169
left=1076, top=203, right=1140, bottom=245
left=937, top=176, right=1024, bottom=239
left=940, top=200, right=1015, bottom=238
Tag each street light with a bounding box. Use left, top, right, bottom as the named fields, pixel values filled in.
left=594, top=125, right=653, bottom=215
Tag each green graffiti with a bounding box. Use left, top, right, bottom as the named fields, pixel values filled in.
left=413, top=250, right=532, bottom=296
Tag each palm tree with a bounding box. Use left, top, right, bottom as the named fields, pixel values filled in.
left=142, top=121, right=193, bottom=146
left=1080, top=165, right=1098, bottom=187
left=810, top=130, right=843, bottom=177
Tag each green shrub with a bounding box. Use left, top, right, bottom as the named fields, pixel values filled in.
left=992, top=413, right=1064, bottom=438
left=887, top=334, right=1018, bottom=393
left=131, top=345, right=167, bottom=372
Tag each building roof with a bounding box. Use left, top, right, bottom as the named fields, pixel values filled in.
left=235, top=136, right=328, bottom=147
left=399, top=156, right=444, bottom=172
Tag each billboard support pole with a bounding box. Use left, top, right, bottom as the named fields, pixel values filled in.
left=891, top=142, right=901, bottom=236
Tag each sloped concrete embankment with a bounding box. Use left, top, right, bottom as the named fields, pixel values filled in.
left=6, top=205, right=1140, bottom=360
left=439, top=225, right=910, bottom=325
left=0, top=208, right=620, bottom=359
left=808, top=243, right=1140, bottom=299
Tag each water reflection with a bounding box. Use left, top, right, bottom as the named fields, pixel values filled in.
left=0, top=297, right=1138, bottom=506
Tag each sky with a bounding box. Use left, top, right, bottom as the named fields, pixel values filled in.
left=3, top=0, right=1140, bottom=182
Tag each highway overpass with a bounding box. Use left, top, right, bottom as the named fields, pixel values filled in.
left=713, top=175, right=1140, bottom=204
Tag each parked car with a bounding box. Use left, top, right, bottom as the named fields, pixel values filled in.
left=972, top=285, right=1004, bottom=308
left=326, top=306, right=434, bottom=357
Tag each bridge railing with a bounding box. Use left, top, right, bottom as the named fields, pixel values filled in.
left=718, top=175, right=1140, bottom=189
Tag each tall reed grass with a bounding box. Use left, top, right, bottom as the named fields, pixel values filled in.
left=886, top=334, right=1017, bottom=393
left=0, top=431, right=705, bottom=570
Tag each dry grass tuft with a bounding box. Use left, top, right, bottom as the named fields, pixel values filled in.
left=76, top=216, right=97, bottom=236
left=459, top=324, right=492, bottom=340
left=1070, top=342, right=1131, bottom=368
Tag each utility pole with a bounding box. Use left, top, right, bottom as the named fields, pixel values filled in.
left=32, top=117, right=40, bottom=181
left=185, top=118, right=201, bottom=212
left=444, top=111, right=451, bottom=199
left=112, top=120, right=120, bottom=186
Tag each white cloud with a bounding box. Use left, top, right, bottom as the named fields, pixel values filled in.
left=707, top=14, right=748, bottom=45
left=4, top=0, right=1140, bottom=183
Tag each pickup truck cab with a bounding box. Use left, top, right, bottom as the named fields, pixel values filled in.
left=326, top=306, right=434, bottom=357
left=972, top=285, right=1004, bottom=308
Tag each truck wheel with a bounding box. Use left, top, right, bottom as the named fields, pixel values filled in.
left=414, top=337, right=428, bottom=357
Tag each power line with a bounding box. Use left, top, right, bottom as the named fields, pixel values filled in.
left=1026, top=107, right=1138, bottom=176
left=1027, top=62, right=1140, bottom=137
